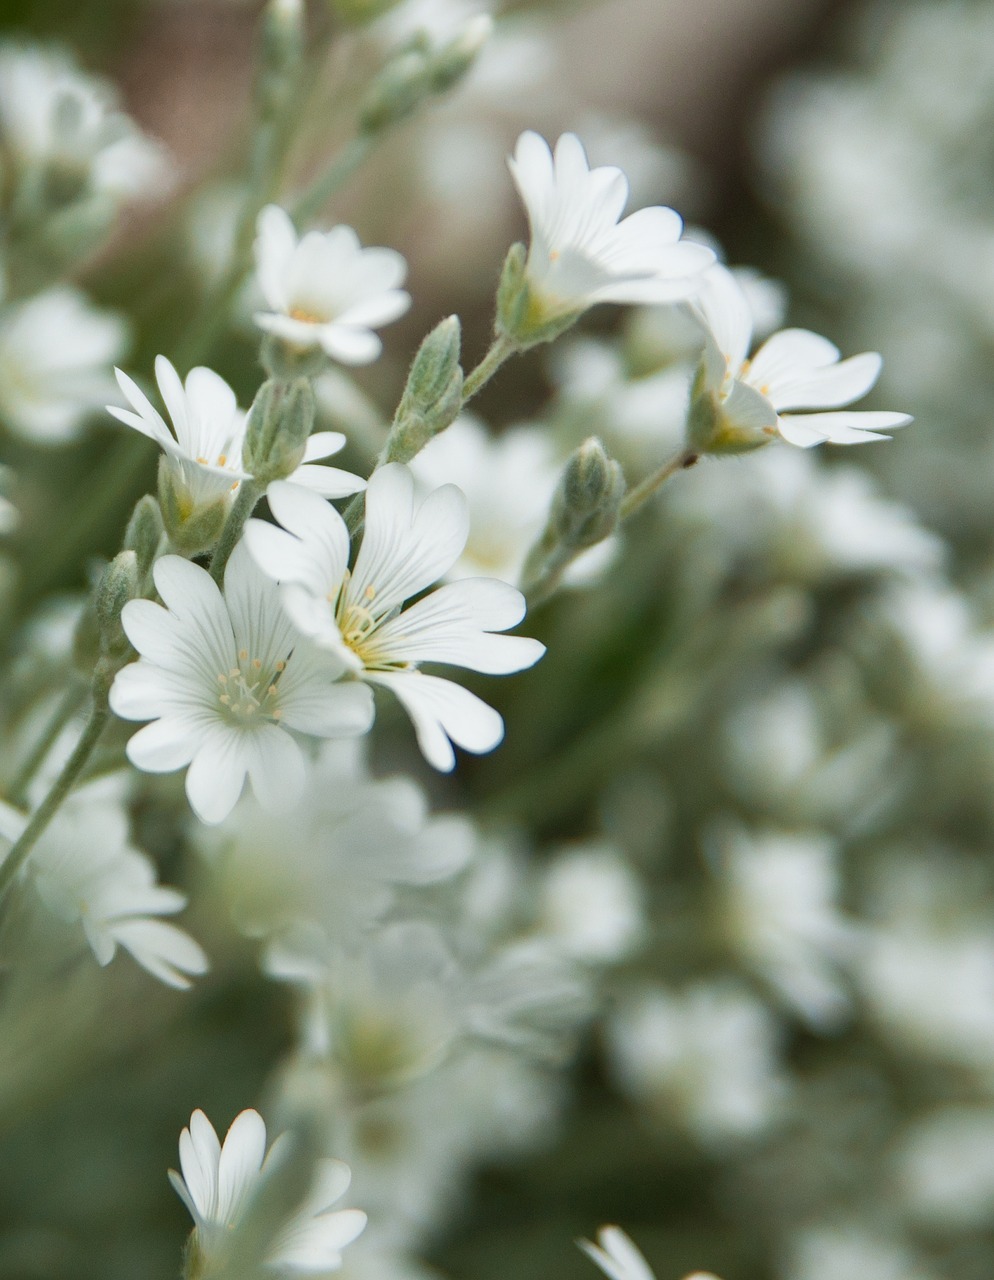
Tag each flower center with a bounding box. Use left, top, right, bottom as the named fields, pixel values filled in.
left=333, top=576, right=410, bottom=672
left=289, top=305, right=324, bottom=324
left=217, top=650, right=286, bottom=724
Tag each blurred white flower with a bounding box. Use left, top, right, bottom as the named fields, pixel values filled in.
left=581, top=1226, right=719, bottom=1280
left=245, top=466, right=545, bottom=771
left=110, top=544, right=374, bottom=825
left=198, top=740, right=473, bottom=945
left=170, top=1108, right=366, bottom=1275
left=607, top=982, right=787, bottom=1144
left=537, top=844, right=645, bottom=963
left=712, top=823, right=857, bottom=1029
left=894, top=1106, right=994, bottom=1228
left=254, top=205, right=410, bottom=364
left=783, top=1222, right=940, bottom=1280
left=0, top=42, right=169, bottom=204
left=0, top=792, right=208, bottom=988
left=508, top=131, right=713, bottom=323
left=692, top=263, right=910, bottom=448
left=0, top=286, right=127, bottom=442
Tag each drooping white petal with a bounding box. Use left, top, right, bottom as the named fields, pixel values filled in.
left=368, top=671, right=505, bottom=771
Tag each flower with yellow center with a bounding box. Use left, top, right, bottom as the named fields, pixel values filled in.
left=245, top=464, right=545, bottom=772
left=110, top=542, right=374, bottom=825
left=254, top=204, right=411, bottom=364
left=688, top=263, right=912, bottom=452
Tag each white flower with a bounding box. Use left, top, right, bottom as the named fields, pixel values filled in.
left=0, top=286, right=127, bottom=442
left=108, top=355, right=364, bottom=507
left=581, top=1226, right=720, bottom=1280
left=507, top=131, right=713, bottom=322
left=0, top=792, right=208, bottom=988
left=169, top=1108, right=366, bottom=1275
left=537, top=845, right=645, bottom=963
left=254, top=205, right=410, bottom=364
left=245, top=464, right=545, bottom=771
left=109, top=543, right=374, bottom=825
left=692, top=263, right=911, bottom=448
left=606, top=982, right=787, bottom=1144
left=712, top=823, right=857, bottom=1029
left=197, top=740, right=473, bottom=946
left=0, top=42, right=169, bottom=203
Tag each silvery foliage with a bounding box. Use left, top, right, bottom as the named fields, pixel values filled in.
left=0, top=3, right=983, bottom=1280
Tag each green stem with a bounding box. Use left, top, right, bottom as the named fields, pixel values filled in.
left=210, top=480, right=263, bottom=585
left=461, top=334, right=516, bottom=403
left=5, top=682, right=86, bottom=809
left=618, top=448, right=699, bottom=521
left=292, top=133, right=375, bottom=225
left=0, top=693, right=110, bottom=908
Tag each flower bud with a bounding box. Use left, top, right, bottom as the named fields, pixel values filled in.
left=242, top=377, right=316, bottom=484
left=384, top=316, right=463, bottom=464
left=259, top=0, right=305, bottom=119
left=95, top=550, right=139, bottom=658
left=495, top=242, right=583, bottom=351
left=428, top=15, right=493, bottom=93
left=359, top=50, right=433, bottom=134
left=123, top=494, right=165, bottom=589
left=521, top=438, right=624, bottom=601
left=552, top=438, right=625, bottom=549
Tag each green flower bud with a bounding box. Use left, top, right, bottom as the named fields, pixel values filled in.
left=359, top=50, right=433, bottom=134
left=158, top=457, right=229, bottom=557
left=428, top=15, right=492, bottom=93
left=242, top=377, right=316, bottom=484
left=259, top=0, right=305, bottom=118
left=123, top=494, right=165, bottom=589
left=95, top=550, right=139, bottom=658
left=385, top=316, right=464, bottom=464
left=495, top=242, right=583, bottom=351
left=552, top=437, right=625, bottom=549
left=521, top=437, right=623, bottom=601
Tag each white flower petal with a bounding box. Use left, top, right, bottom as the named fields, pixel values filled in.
left=368, top=671, right=504, bottom=771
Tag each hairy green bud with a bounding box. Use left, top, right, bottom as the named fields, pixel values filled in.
left=259, top=0, right=305, bottom=119
left=242, top=377, right=316, bottom=484
left=429, top=15, right=492, bottom=93
left=123, top=495, right=165, bottom=589
left=384, top=316, right=464, bottom=464
left=359, top=50, right=433, bottom=134
left=521, top=437, right=624, bottom=602
left=95, top=550, right=139, bottom=658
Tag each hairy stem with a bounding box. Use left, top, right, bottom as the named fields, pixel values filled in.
left=210, top=481, right=263, bottom=586
left=5, top=682, right=87, bottom=809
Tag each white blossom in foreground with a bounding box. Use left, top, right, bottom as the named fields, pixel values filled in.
left=0, top=792, right=208, bottom=988
left=0, top=42, right=169, bottom=204
left=254, top=204, right=410, bottom=364
left=170, top=1109, right=366, bottom=1276
left=108, top=356, right=364, bottom=511
left=109, top=544, right=374, bottom=825
left=690, top=263, right=911, bottom=449
left=581, top=1225, right=720, bottom=1280
left=245, top=464, right=545, bottom=771
left=507, top=131, right=713, bottom=326
left=0, top=286, right=127, bottom=442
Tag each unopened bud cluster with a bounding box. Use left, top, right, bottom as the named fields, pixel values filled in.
left=243, top=377, right=316, bottom=484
